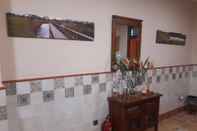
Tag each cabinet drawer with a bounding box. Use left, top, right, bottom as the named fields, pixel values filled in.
left=126, top=105, right=144, bottom=118
left=145, top=100, right=158, bottom=112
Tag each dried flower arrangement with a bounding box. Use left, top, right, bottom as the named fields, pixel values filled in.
left=112, top=54, right=154, bottom=96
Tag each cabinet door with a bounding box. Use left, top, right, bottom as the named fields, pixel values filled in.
left=145, top=99, right=159, bottom=128
left=127, top=105, right=146, bottom=131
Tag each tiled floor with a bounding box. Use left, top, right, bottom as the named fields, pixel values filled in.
left=148, top=112, right=197, bottom=131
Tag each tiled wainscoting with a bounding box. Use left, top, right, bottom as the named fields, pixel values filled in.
left=0, top=89, right=8, bottom=131
left=0, top=65, right=197, bottom=131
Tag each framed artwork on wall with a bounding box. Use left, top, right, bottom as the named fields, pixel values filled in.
left=156, top=30, right=186, bottom=46
left=6, top=12, right=95, bottom=41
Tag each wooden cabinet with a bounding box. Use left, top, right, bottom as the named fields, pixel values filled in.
left=108, top=92, right=161, bottom=131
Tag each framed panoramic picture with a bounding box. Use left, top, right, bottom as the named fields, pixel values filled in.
left=156, top=30, right=186, bottom=46
left=6, top=12, right=95, bottom=41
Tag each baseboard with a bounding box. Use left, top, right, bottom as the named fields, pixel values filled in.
left=159, top=106, right=187, bottom=121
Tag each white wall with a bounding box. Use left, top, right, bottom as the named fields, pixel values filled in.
left=190, top=3, right=197, bottom=95
left=0, top=0, right=194, bottom=81
left=191, top=4, right=197, bottom=63
left=0, top=0, right=16, bottom=80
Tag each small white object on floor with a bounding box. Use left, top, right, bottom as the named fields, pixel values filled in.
left=175, top=127, right=188, bottom=131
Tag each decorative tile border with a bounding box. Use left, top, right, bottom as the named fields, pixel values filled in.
left=30, top=80, right=42, bottom=92
left=65, top=88, right=75, bottom=98
left=99, top=83, right=106, bottom=93
left=0, top=90, right=7, bottom=121
left=0, top=64, right=196, bottom=124
left=83, top=85, right=92, bottom=95
left=17, top=94, right=31, bottom=106
left=54, top=78, right=65, bottom=89
left=43, top=90, right=54, bottom=102
left=0, top=106, right=7, bottom=121
left=1, top=65, right=197, bottom=109
left=5, top=83, right=16, bottom=96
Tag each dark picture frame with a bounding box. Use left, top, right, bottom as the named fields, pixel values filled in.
left=156, top=30, right=186, bottom=46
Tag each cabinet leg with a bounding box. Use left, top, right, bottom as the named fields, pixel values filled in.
left=155, top=124, right=158, bottom=131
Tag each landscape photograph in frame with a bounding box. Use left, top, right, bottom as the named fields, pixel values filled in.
left=6, top=12, right=95, bottom=41
left=156, top=30, right=186, bottom=46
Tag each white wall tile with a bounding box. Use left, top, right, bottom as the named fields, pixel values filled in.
left=0, top=90, right=6, bottom=106
left=75, top=85, right=83, bottom=97
left=16, top=82, right=31, bottom=95
left=7, top=101, right=22, bottom=131
left=42, top=79, right=54, bottom=91
left=0, top=120, right=8, bottom=131
left=83, top=75, right=91, bottom=85
left=31, top=92, right=43, bottom=105
left=17, top=106, right=33, bottom=119
left=19, top=117, right=44, bottom=131
left=64, top=77, right=75, bottom=88
left=55, top=88, right=65, bottom=101
left=99, top=74, right=106, bottom=83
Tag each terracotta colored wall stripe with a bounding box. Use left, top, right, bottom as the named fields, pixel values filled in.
left=2, top=64, right=197, bottom=86
left=2, top=71, right=111, bottom=84
left=0, top=86, right=6, bottom=91
left=154, top=64, right=195, bottom=69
